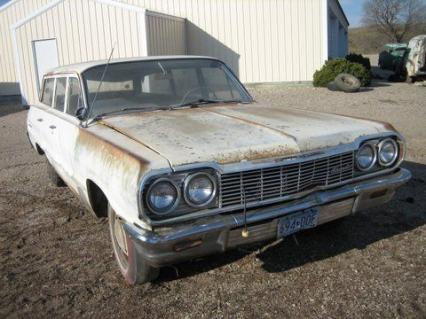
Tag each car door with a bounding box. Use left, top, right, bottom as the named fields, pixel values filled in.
left=51, top=75, right=85, bottom=191
left=27, top=77, right=55, bottom=153
left=42, top=76, right=67, bottom=175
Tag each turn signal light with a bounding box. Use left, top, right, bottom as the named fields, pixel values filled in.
left=173, top=239, right=203, bottom=252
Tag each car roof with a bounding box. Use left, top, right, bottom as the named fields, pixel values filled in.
left=45, top=55, right=220, bottom=76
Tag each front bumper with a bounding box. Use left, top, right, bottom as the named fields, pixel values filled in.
left=124, top=168, right=411, bottom=267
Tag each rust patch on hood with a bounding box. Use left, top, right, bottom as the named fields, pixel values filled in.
left=97, top=102, right=394, bottom=167
left=100, top=107, right=301, bottom=167
left=323, top=111, right=398, bottom=133
left=99, top=120, right=173, bottom=168
left=214, top=144, right=299, bottom=164
left=202, top=108, right=298, bottom=142
left=205, top=103, right=389, bottom=150
left=276, top=106, right=398, bottom=133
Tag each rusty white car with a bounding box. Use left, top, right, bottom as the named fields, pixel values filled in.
left=27, top=56, right=411, bottom=285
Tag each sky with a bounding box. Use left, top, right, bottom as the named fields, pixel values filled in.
left=0, top=0, right=365, bottom=27
left=340, top=0, right=367, bottom=27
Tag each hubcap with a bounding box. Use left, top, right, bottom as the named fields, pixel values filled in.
left=113, top=216, right=128, bottom=256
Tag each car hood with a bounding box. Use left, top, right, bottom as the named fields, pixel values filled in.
left=100, top=103, right=393, bottom=167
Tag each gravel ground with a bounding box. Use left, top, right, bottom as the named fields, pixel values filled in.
left=1, top=81, right=425, bottom=318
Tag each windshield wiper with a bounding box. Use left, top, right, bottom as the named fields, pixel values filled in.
left=85, top=99, right=245, bottom=126
left=170, top=98, right=243, bottom=110
left=87, top=106, right=166, bottom=125
left=93, top=107, right=146, bottom=121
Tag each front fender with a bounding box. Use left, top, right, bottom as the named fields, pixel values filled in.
left=74, top=125, right=170, bottom=229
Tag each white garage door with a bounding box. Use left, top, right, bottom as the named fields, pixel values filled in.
left=32, top=39, right=59, bottom=92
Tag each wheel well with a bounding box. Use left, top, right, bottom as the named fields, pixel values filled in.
left=86, top=180, right=108, bottom=218
left=35, top=143, right=44, bottom=155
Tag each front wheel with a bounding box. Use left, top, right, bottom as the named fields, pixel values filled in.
left=108, top=205, right=159, bottom=285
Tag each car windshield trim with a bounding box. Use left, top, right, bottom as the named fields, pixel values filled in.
left=82, top=58, right=253, bottom=120
left=87, top=99, right=248, bottom=125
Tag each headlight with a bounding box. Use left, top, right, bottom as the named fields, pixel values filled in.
left=146, top=179, right=179, bottom=215
left=378, top=138, right=398, bottom=167
left=184, top=173, right=217, bottom=207
left=356, top=143, right=377, bottom=171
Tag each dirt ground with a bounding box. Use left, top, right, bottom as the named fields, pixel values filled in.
left=1, top=81, right=425, bottom=319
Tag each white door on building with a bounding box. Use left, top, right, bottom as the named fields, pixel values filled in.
left=32, top=39, right=59, bottom=92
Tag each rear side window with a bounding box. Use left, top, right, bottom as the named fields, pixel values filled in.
left=67, top=77, right=82, bottom=116
left=41, top=78, right=55, bottom=106
left=54, top=77, right=67, bottom=112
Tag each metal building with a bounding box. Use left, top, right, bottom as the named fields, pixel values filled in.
left=0, top=0, right=349, bottom=105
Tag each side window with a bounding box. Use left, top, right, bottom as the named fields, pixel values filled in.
left=67, top=77, right=82, bottom=116
left=41, top=78, right=55, bottom=106
left=54, top=77, right=67, bottom=112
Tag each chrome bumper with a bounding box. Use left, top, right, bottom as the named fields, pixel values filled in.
left=124, top=168, right=411, bottom=267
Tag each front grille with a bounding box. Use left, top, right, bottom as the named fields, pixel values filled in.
left=220, top=151, right=355, bottom=207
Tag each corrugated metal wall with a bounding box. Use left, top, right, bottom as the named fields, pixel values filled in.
left=0, top=0, right=51, bottom=95
left=14, top=0, right=147, bottom=104
left=122, top=0, right=327, bottom=83
left=146, top=11, right=186, bottom=56
left=1, top=0, right=337, bottom=99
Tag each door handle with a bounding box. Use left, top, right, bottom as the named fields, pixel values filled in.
left=37, top=118, right=43, bottom=122
left=49, top=125, right=56, bottom=130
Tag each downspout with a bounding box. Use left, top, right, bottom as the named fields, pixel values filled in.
left=322, top=0, right=329, bottom=63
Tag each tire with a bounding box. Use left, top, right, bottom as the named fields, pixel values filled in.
left=334, top=73, right=361, bottom=93
left=108, top=205, right=159, bottom=285
left=406, top=76, right=415, bottom=83
left=327, top=81, right=338, bottom=91
left=46, top=159, right=65, bottom=187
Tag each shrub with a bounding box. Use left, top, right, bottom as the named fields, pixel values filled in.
left=313, top=59, right=371, bottom=87
left=345, top=53, right=371, bottom=70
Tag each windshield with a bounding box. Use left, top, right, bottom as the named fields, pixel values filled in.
left=82, top=59, right=252, bottom=118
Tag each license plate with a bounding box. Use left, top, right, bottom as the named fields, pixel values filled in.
left=277, top=208, right=319, bottom=238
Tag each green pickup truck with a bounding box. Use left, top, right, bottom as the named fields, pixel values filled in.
left=379, top=43, right=408, bottom=71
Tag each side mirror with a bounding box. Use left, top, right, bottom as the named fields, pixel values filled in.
left=75, top=107, right=87, bottom=121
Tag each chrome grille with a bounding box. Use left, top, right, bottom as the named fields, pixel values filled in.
left=220, top=151, right=355, bottom=207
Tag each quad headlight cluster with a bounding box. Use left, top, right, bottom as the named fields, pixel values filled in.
left=144, top=137, right=401, bottom=219
left=356, top=137, right=399, bottom=172
left=145, top=171, right=218, bottom=217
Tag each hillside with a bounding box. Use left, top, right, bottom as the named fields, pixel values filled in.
left=349, top=23, right=426, bottom=54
